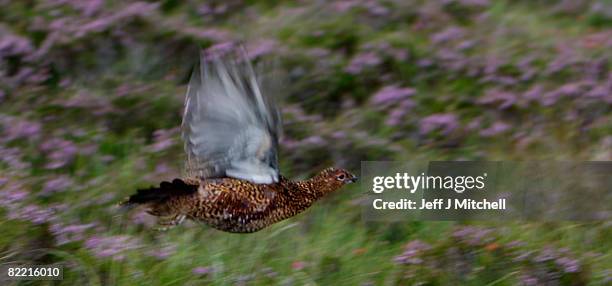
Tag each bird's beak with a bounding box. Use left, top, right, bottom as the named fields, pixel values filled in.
left=347, top=175, right=358, bottom=183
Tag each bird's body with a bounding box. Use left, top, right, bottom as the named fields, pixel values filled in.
left=121, top=46, right=356, bottom=233
left=127, top=168, right=351, bottom=233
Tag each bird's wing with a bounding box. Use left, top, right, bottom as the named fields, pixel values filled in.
left=182, top=50, right=282, bottom=184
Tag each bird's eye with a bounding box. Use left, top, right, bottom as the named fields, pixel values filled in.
left=336, top=174, right=345, bottom=181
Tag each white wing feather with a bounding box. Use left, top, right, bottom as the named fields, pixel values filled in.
left=181, top=50, right=282, bottom=184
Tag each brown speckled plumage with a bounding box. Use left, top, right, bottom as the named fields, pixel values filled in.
left=123, top=168, right=356, bottom=233
left=121, top=48, right=357, bottom=233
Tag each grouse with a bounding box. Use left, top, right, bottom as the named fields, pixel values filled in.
left=121, top=48, right=356, bottom=233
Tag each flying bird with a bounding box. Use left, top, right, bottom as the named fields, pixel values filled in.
left=121, top=48, right=356, bottom=233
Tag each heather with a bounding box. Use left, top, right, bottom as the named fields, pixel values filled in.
left=0, top=0, right=611, bottom=285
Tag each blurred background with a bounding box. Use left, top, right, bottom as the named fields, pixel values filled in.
left=1, top=0, right=611, bottom=285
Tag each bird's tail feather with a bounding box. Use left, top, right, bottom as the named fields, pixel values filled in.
left=119, top=179, right=197, bottom=209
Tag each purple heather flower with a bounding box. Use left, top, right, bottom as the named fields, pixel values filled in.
left=372, top=85, right=416, bottom=105
left=2, top=117, right=42, bottom=142
left=435, top=49, right=468, bottom=71
left=192, top=266, right=215, bottom=275
left=77, top=18, right=111, bottom=36
left=119, top=1, right=159, bottom=17
left=0, top=146, right=29, bottom=170
left=479, top=121, right=510, bottom=137
left=541, top=90, right=564, bottom=106
left=1, top=189, right=27, bottom=206
left=545, top=47, right=578, bottom=75
left=234, top=274, right=255, bottom=285
left=73, top=1, right=157, bottom=37
left=183, top=28, right=232, bottom=42
left=386, top=100, right=415, bottom=126
left=51, top=222, right=96, bottom=245
left=556, top=82, right=583, bottom=96
left=523, top=85, right=544, bottom=103
left=513, top=250, right=533, bottom=262
left=584, top=58, right=608, bottom=80
left=533, top=247, right=556, bottom=263
left=204, top=42, right=236, bottom=60
left=417, top=58, right=434, bottom=68
left=451, top=226, right=493, bottom=246
left=430, top=27, right=465, bottom=44
left=303, top=135, right=326, bottom=145
left=42, top=175, right=74, bottom=195
left=85, top=235, right=141, bottom=261
left=487, top=75, right=518, bottom=86
left=519, top=274, right=539, bottom=286
left=198, top=4, right=213, bottom=15
left=58, top=91, right=116, bottom=115
left=60, top=223, right=96, bottom=233
left=331, top=131, right=347, bottom=139
left=586, top=84, right=612, bottom=103
left=419, top=113, right=459, bottom=135
left=590, top=2, right=612, bottom=16
left=366, top=42, right=408, bottom=61
left=388, top=48, right=408, bottom=61
left=345, top=52, right=381, bottom=74
left=8, top=204, right=56, bottom=225
left=363, top=0, right=390, bottom=16
left=393, top=240, right=431, bottom=265
left=466, top=118, right=481, bottom=130
left=506, top=240, right=526, bottom=249
left=198, top=4, right=229, bottom=16
left=154, top=163, right=171, bottom=174
left=386, top=108, right=405, bottom=126
left=516, top=56, right=538, bottom=81
left=100, top=155, right=114, bottom=163
left=260, top=267, right=278, bottom=278
left=71, top=0, right=103, bottom=16
left=442, top=0, right=490, bottom=8
left=0, top=180, right=29, bottom=207
left=483, top=56, right=506, bottom=76
left=556, top=257, right=580, bottom=273
left=457, top=40, right=476, bottom=51
left=147, top=244, right=176, bottom=260
left=246, top=39, right=277, bottom=60
left=307, top=48, right=331, bottom=58
left=477, top=89, right=517, bottom=109
left=41, top=138, right=79, bottom=169
left=333, top=0, right=359, bottom=12
left=0, top=34, right=34, bottom=57
left=150, top=128, right=179, bottom=152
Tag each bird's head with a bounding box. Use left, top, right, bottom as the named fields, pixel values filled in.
left=311, top=167, right=358, bottom=194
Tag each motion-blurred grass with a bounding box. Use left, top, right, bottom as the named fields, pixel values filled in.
left=1, top=0, right=611, bottom=285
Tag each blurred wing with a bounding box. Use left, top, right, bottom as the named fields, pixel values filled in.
left=182, top=50, right=282, bottom=184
